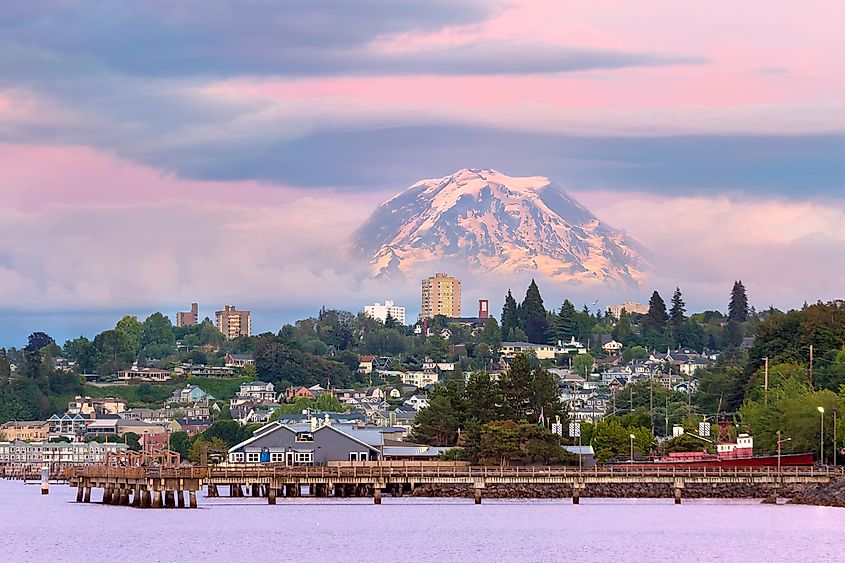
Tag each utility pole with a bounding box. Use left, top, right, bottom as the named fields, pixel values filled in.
left=664, top=395, right=669, bottom=436
left=649, top=373, right=654, bottom=435
left=612, top=389, right=617, bottom=416
left=687, top=372, right=692, bottom=417
left=764, top=357, right=769, bottom=406
left=629, top=384, right=633, bottom=414
left=809, top=345, right=814, bottom=389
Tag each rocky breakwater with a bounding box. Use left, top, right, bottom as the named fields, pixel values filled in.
left=788, top=478, right=845, bottom=508
left=409, top=483, right=813, bottom=500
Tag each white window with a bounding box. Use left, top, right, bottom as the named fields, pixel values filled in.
left=294, top=452, right=313, bottom=464
left=231, top=452, right=244, bottom=463
left=246, top=452, right=259, bottom=463
left=270, top=452, right=284, bottom=463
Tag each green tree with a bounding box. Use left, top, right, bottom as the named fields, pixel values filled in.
left=520, top=280, right=549, bottom=344
left=92, top=329, right=135, bottom=374
left=571, top=353, right=594, bottom=378
left=669, top=287, right=686, bottom=344
left=169, top=430, right=191, bottom=459
left=464, top=372, right=501, bottom=424
left=410, top=392, right=459, bottom=446
left=140, top=312, right=176, bottom=359
left=425, top=334, right=450, bottom=361
left=501, top=290, right=519, bottom=341
left=729, top=280, right=749, bottom=323
left=646, top=291, right=669, bottom=333
left=315, top=393, right=344, bottom=412
left=115, top=315, right=143, bottom=358
left=499, top=354, right=533, bottom=420
left=552, top=300, right=577, bottom=344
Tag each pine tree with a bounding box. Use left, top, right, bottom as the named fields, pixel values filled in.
left=501, top=290, right=519, bottom=341
left=551, top=299, right=577, bottom=344
left=520, top=279, right=549, bottom=344
left=729, top=281, right=749, bottom=323
left=646, top=291, right=669, bottom=332
left=669, top=287, right=686, bottom=344
left=612, top=308, right=631, bottom=343
left=499, top=354, right=533, bottom=420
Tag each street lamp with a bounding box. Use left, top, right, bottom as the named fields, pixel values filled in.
left=817, top=406, right=825, bottom=465
left=629, top=433, right=636, bottom=462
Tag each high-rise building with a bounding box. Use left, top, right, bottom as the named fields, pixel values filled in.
left=420, top=273, right=461, bottom=319
left=215, top=305, right=251, bottom=340
left=176, top=303, right=198, bottom=327
left=606, top=301, right=649, bottom=319
left=364, top=300, right=406, bottom=325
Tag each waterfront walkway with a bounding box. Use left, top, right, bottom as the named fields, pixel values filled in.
left=63, top=464, right=840, bottom=507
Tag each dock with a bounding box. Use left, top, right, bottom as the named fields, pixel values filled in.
left=63, top=464, right=839, bottom=507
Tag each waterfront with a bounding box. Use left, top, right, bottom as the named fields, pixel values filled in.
left=3, top=480, right=844, bottom=563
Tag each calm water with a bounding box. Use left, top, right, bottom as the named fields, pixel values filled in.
left=3, top=480, right=844, bottom=563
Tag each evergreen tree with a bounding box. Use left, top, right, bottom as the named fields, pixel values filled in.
left=520, top=279, right=549, bottom=344
left=499, top=354, right=533, bottom=420
left=729, top=281, right=749, bottom=323
left=501, top=290, right=519, bottom=341
left=646, top=291, right=669, bottom=332
left=669, top=287, right=686, bottom=344
left=551, top=300, right=577, bottom=344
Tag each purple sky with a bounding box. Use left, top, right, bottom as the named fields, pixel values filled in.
left=1, top=1, right=844, bottom=345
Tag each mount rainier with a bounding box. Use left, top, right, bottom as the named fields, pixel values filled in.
left=350, top=168, right=647, bottom=287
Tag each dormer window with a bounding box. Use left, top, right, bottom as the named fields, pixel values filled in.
left=295, top=432, right=314, bottom=442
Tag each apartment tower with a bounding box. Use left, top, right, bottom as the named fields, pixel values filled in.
left=420, top=273, right=461, bottom=319
left=215, top=305, right=251, bottom=340
left=176, top=303, right=199, bottom=327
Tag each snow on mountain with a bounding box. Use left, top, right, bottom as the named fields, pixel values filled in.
left=350, top=168, right=647, bottom=287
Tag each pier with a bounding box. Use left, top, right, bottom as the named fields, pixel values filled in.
left=63, top=464, right=839, bottom=507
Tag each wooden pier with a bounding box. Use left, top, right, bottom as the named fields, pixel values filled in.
left=63, top=464, right=840, bottom=508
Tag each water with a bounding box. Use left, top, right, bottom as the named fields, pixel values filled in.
left=3, top=480, right=844, bottom=563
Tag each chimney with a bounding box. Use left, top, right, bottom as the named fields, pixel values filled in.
left=310, top=416, right=318, bottom=431
left=324, top=413, right=331, bottom=427
left=478, top=299, right=489, bottom=319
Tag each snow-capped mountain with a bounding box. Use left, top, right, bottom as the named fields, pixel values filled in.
left=350, top=168, right=647, bottom=286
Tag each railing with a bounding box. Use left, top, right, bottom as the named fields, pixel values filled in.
left=63, top=464, right=844, bottom=482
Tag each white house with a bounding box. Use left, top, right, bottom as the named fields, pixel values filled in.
left=401, top=371, right=439, bottom=388
left=403, top=395, right=430, bottom=411
left=602, top=339, right=623, bottom=353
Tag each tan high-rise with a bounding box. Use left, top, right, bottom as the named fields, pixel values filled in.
left=420, top=273, right=461, bottom=319
left=215, top=305, right=251, bottom=340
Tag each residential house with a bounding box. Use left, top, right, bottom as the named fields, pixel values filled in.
left=239, top=381, right=276, bottom=401
left=47, top=413, right=87, bottom=440
left=117, top=368, right=172, bottom=382
left=358, top=355, right=375, bottom=374
left=400, top=371, right=439, bottom=389
left=67, top=396, right=127, bottom=416
left=285, top=386, right=314, bottom=400
left=500, top=342, right=557, bottom=360
left=167, top=385, right=215, bottom=405
left=0, top=421, right=50, bottom=442
left=558, top=337, right=588, bottom=355
left=602, top=339, right=624, bottom=354
left=227, top=418, right=385, bottom=465
left=224, top=353, right=255, bottom=368
left=403, top=395, right=429, bottom=411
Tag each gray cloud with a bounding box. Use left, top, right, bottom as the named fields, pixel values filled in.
left=0, top=1, right=699, bottom=78
left=135, top=125, right=845, bottom=199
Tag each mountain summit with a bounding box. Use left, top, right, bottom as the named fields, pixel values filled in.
left=350, top=168, right=646, bottom=286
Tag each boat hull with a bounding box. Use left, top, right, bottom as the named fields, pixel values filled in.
left=620, top=452, right=815, bottom=468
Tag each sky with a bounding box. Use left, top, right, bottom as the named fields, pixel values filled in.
left=1, top=1, right=844, bottom=346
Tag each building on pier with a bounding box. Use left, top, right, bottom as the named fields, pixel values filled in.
left=0, top=440, right=129, bottom=464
